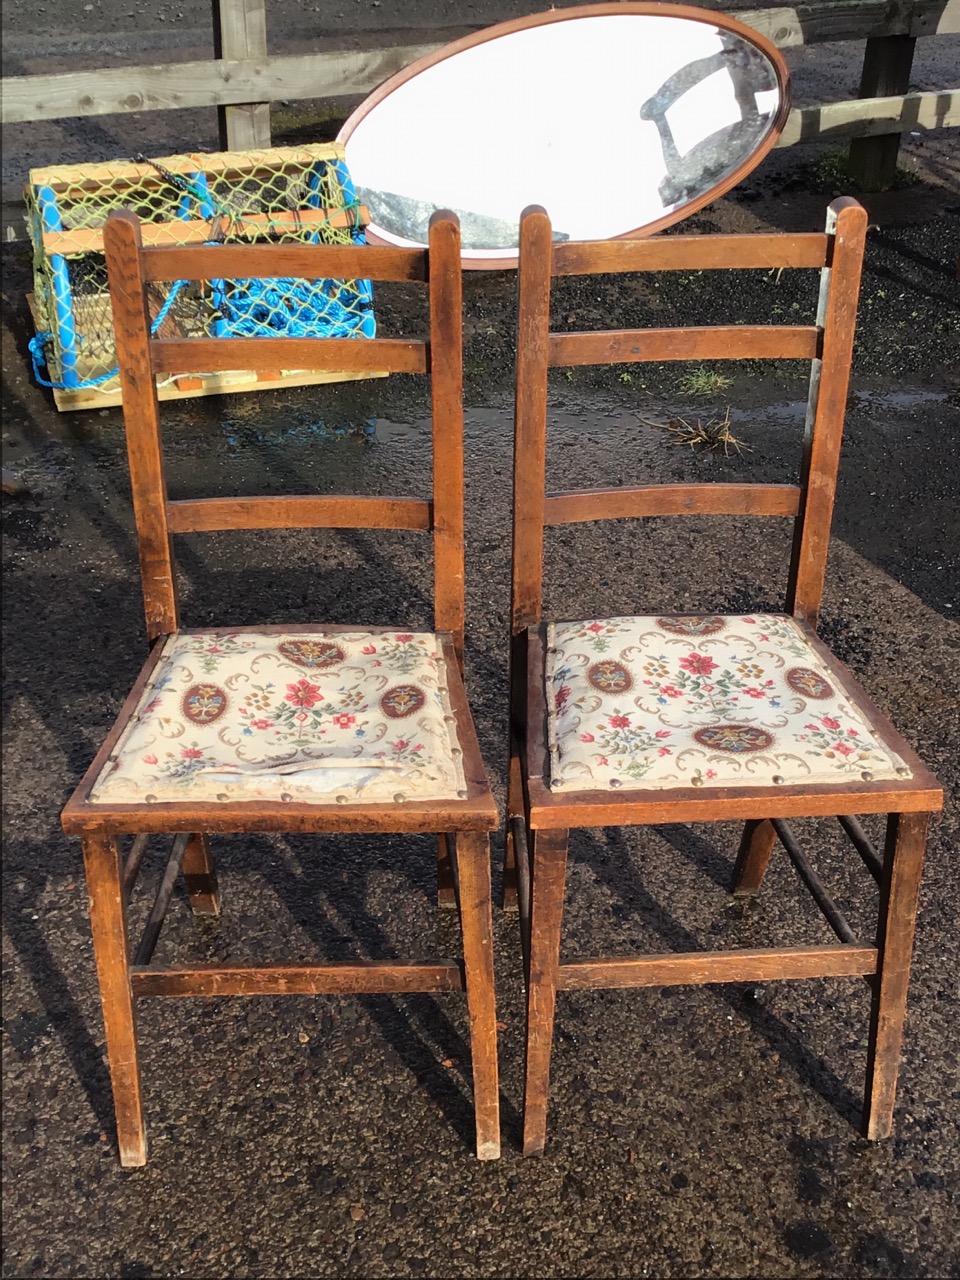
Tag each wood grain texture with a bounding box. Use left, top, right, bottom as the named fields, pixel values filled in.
left=544, top=483, right=801, bottom=524
left=863, top=811, right=930, bottom=1139
left=557, top=944, right=878, bottom=989
left=455, top=832, right=501, bottom=1159
left=103, top=212, right=179, bottom=640
left=166, top=495, right=432, bottom=534
left=181, top=833, right=221, bottom=915
left=787, top=199, right=868, bottom=624
left=552, top=233, right=828, bottom=275
left=81, top=834, right=147, bottom=1166
left=130, top=960, right=464, bottom=996
left=212, top=0, right=271, bottom=149
left=548, top=326, right=818, bottom=367
left=522, top=828, right=569, bottom=1157
left=141, top=240, right=427, bottom=284
left=151, top=336, right=426, bottom=376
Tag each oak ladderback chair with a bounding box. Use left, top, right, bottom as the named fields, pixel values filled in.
left=507, top=200, right=942, bottom=1156
left=61, top=209, right=500, bottom=1164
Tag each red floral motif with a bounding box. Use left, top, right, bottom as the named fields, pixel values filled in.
left=285, top=678, right=322, bottom=708
left=332, top=713, right=356, bottom=729
left=182, top=747, right=203, bottom=759
left=609, top=714, right=631, bottom=728
left=555, top=685, right=572, bottom=710
left=142, top=754, right=158, bottom=765
left=679, top=653, right=718, bottom=676
left=362, top=644, right=377, bottom=654
left=821, top=715, right=841, bottom=731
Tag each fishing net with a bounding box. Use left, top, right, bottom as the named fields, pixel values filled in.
left=25, top=143, right=375, bottom=405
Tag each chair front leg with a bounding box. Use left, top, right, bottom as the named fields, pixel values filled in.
left=863, top=811, right=930, bottom=1140
left=454, top=831, right=501, bottom=1159
left=181, top=833, right=221, bottom=915
left=81, top=833, right=147, bottom=1167
left=731, top=818, right=778, bottom=897
left=522, top=827, right=569, bottom=1157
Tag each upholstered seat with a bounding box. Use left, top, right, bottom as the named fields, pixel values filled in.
left=546, top=614, right=911, bottom=793
left=91, top=628, right=468, bottom=806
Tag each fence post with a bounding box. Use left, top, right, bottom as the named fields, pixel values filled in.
left=211, top=0, right=272, bottom=150
left=847, top=34, right=917, bottom=190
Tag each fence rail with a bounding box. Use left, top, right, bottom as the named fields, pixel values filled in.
left=2, top=0, right=959, bottom=191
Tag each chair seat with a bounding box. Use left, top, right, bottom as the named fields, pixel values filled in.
left=546, top=613, right=912, bottom=793
left=90, top=628, right=469, bottom=806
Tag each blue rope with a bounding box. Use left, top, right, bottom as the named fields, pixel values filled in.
left=31, top=278, right=187, bottom=391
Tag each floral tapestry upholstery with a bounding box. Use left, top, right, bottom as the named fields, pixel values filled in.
left=545, top=614, right=912, bottom=793
left=90, top=630, right=468, bottom=805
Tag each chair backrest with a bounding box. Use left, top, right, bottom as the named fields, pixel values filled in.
left=103, top=208, right=467, bottom=657
left=511, top=198, right=868, bottom=646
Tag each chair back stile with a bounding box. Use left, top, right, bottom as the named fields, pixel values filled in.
left=786, top=199, right=867, bottom=625
left=509, top=197, right=869, bottom=642
left=102, top=207, right=467, bottom=649
left=104, top=212, right=179, bottom=643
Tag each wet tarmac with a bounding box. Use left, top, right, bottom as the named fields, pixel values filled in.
left=2, top=196, right=959, bottom=1277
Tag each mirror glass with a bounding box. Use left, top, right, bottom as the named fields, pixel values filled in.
left=339, top=3, right=789, bottom=265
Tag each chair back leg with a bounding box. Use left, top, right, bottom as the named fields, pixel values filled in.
left=731, top=819, right=779, bottom=897
left=181, top=833, right=221, bottom=916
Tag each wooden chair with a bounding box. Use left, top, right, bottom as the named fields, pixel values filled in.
left=507, top=199, right=942, bottom=1156
left=61, top=208, right=500, bottom=1165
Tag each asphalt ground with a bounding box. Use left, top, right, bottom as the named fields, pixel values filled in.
left=2, top=74, right=960, bottom=1280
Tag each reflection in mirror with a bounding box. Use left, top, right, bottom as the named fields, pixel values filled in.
left=339, top=4, right=790, bottom=263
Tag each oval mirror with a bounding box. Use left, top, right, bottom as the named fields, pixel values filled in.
left=339, top=2, right=790, bottom=267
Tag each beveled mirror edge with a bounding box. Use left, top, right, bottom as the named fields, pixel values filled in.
left=338, top=1, right=792, bottom=270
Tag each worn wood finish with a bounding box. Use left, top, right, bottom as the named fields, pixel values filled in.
left=64, top=209, right=501, bottom=1163
left=522, top=828, right=569, bottom=1158
left=181, top=833, right=221, bottom=916
left=731, top=819, right=779, bottom=897
left=81, top=834, right=146, bottom=1166
left=552, top=232, right=828, bottom=275
left=510, top=201, right=941, bottom=1154
left=166, top=495, right=432, bottom=534
left=863, top=812, right=929, bottom=1139
left=787, top=200, right=868, bottom=624
left=141, top=240, right=427, bottom=285
left=41, top=207, right=369, bottom=256
left=103, top=213, right=178, bottom=641
left=151, top=336, right=427, bottom=376
left=544, top=483, right=801, bottom=525
left=548, top=326, right=818, bottom=367
left=848, top=35, right=918, bottom=189
left=454, top=832, right=501, bottom=1159
left=211, top=0, right=271, bottom=150
left=131, top=960, right=464, bottom=996
left=428, top=211, right=467, bottom=655
left=558, top=944, right=878, bottom=990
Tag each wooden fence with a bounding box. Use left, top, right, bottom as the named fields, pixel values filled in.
left=3, top=0, right=959, bottom=191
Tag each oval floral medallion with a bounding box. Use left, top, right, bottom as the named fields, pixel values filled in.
left=785, top=667, right=835, bottom=700
left=587, top=660, right=634, bottom=694
left=657, top=615, right=726, bottom=636
left=380, top=684, right=426, bottom=719
left=278, top=639, right=346, bottom=669
left=182, top=683, right=228, bottom=725
left=694, top=724, right=774, bottom=753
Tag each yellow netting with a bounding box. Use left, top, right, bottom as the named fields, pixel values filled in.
left=26, top=143, right=374, bottom=395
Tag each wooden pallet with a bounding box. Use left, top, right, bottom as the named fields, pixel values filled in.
left=27, top=293, right=386, bottom=412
